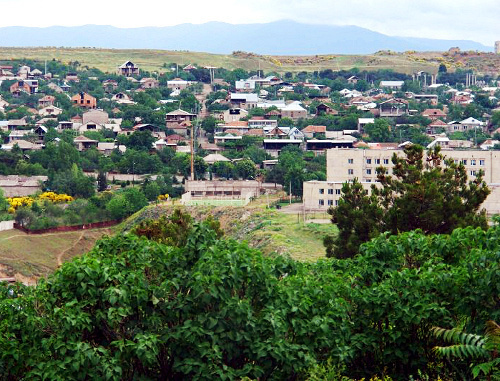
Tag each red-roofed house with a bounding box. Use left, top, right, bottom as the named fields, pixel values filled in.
left=302, top=125, right=326, bottom=139
left=422, top=108, right=447, bottom=119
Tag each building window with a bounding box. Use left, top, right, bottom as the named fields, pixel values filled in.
left=328, top=189, right=333, bottom=195
left=348, top=169, right=354, bottom=175
left=383, top=159, right=389, bottom=164
left=319, top=199, right=324, bottom=206
left=366, top=169, right=372, bottom=175
left=470, top=170, right=476, bottom=176
left=366, top=158, right=372, bottom=164
left=335, top=189, right=341, bottom=195
left=375, top=159, right=380, bottom=164
left=454, top=160, right=458, bottom=164
left=348, top=158, right=354, bottom=164
left=319, top=189, right=324, bottom=194
left=462, top=160, right=467, bottom=165
left=327, top=200, right=333, bottom=206
left=480, top=159, right=485, bottom=166
left=471, top=159, right=476, bottom=165
left=335, top=200, right=339, bottom=206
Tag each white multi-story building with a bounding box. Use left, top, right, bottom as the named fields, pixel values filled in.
left=303, top=148, right=500, bottom=215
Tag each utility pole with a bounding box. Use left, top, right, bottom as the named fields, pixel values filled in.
left=190, top=123, right=194, bottom=181
left=289, top=180, right=292, bottom=204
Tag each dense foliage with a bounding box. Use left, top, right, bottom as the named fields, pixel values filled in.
left=326, top=144, right=490, bottom=258
left=1, top=212, right=500, bottom=380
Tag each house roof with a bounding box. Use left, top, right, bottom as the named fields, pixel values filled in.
left=203, top=154, right=231, bottom=164
left=166, top=109, right=196, bottom=117
left=422, top=108, right=447, bottom=116
left=246, top=129, right=264, bottom=136
left=302, top=125, right=326, bottom=133
left=74, top=135, right=98, bottom=143
left=429, top=119, right=447, bottom=127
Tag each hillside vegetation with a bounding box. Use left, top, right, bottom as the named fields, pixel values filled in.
left=2, top=47, right=500, bottom=74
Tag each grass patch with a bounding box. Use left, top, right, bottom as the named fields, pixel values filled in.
left=0, top=228, right=112, bottom=279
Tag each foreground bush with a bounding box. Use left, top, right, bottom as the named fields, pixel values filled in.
left=1, top=219, right=500, bottom=379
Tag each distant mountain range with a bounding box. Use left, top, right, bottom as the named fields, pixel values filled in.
left=0, top=20, right=491, bottom=55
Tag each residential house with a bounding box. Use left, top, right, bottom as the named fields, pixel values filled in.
left=357, top=117, right=375, bottom=133
left=7, top=118, right=27, bottom=131
left=102, top=79, right=118, bottom=92
left=235, top=80, right=256, bottom=91
left=216, top=121, right=250, bottom=135
left=422, top=108, right=447, bottom=119
left=8, top=130, right=30, bottom=142
left=183, top=64, right=196, bottom=72
left=57, top=121, right=76, bottom=131
left=117, top=61, right=140, bottom=76
left=380, top=80, right=404, bottom=90
left=263, top=139, right=302, bottom=157
left=316, top=103, right=339, bottom=116
left=281, top=101, right=307, bottom=121
left=78, top=122, right=104, bottom=134
left=306, top=139, right=355, bottom=154
left=74, top=136, right=98, bottom=151
left=32, top=126, right=47, bottom=142
left=83, top=109, right=109, bottom=125
left=10, top=80, right=38, bottom=95
left=229, top=93, right=259, bottom=109
left=97, top=142, right=122, bottom=155
left=0, top=96, right=9, bottom=113
left=38, top=105, right=63, bottom=117
left=248, top=118, right=277, bottom=129
left=47, top=82, right=64, bottom=94
left=460, top=117, right=485, bottom=132
left=167, top=79, right=194, bottom=91
left=72, top=92, right=97, bottom=109
left=203, top=153, right=231, bottom=165
left=221, top=108, right=248, bottom=123
left=38, top=95, right=55, bottom=108
left=65, top=73, right=79, bottom=82
left=1, top=140, right=42, bottom=152
left=288, top=127, right=305, bottom=140
left=265, top=126, right=289, bottom=139
left=480, top=139, right=500, bottom=150
left=302, top=125, right=326, bottom=139
left=347, top=75, right=359, bottom=84
left=111, top=92, right=133, bottom=104
left=427, top=119, right=448, bottom=134
left=60, top=83, right=71, bottom=92
left=408, top=93, right=439, bottom=105
left=378, top=98, right=408, bottom=117
left=165, top=109, right=196, bottom=136
left=140, top=77, right=159, bottom=89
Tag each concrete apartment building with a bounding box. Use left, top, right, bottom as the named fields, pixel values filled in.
left=303, top=148, right=500, bottom=215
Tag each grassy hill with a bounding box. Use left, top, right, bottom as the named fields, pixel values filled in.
left=1, top=47, right=499, bottom=75
left=0, top=47, right=500, bottom=74
left=0, top=199, right=335, bottom=282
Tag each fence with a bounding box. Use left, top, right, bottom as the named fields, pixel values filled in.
left=14, top=219, right=121, bottom=235
left=0, top=220, right=14, bottom=231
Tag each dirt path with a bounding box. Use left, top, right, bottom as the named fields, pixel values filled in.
left=56, top=230, right=85, bottom=266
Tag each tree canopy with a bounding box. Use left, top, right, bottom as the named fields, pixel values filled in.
left=326, top=144, right=490, bottom=258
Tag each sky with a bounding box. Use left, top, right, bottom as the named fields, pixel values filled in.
left=0, top=0, right=498, bottom=46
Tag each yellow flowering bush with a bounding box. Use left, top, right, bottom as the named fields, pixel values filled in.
left=157, top=194, right=169, bottom=201
left=7, top=192, right=74, bottom=213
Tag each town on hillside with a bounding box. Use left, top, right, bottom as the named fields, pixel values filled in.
left=1, top=56, right=500, bottom=231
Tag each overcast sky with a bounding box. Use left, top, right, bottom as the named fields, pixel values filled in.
left=0, top=0, right=498, bottom=46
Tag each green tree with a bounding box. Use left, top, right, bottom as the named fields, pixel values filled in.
left=326, top=145, right=490, bottom=258
left=364, top=119, right=392, bottom=142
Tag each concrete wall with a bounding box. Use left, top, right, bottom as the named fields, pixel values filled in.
left=0, top=220, right=14, bottom=231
